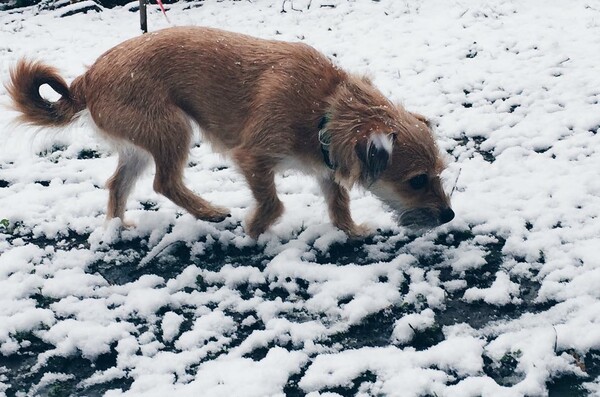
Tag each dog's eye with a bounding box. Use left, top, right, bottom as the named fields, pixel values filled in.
left=409, top=174, right=428, bottom=190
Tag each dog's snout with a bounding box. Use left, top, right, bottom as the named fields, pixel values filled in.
left=439, top=208, right=455, bottom=224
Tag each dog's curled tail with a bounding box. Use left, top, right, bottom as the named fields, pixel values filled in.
left=5, top=59, right=86, bottom=127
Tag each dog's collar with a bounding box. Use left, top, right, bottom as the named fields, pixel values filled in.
left=318, top=114, right=335, bottom=170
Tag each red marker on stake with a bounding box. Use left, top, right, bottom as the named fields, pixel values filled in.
left=155, top=0, right=170, bottom=23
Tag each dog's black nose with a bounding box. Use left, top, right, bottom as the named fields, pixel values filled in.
left=439, top=208, right=455, bottom=224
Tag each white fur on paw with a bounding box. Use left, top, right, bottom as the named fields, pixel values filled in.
left=121, top=219, right=137, bottom=229
left=348, top=223, right=373, bottom=238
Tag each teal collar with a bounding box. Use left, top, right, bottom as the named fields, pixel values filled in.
left=318, top=114, right=334, bottom=169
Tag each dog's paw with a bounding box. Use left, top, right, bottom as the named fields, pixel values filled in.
left=246, top=221, right=266, bottom=240
left=104, top=217, right=136, bottom=230
left=207, top=212, right=231, bottom=223
left=345, top=223, right=373, bottom=239
left=245, top=201, right=284, bottom=239
left=200, top=207, right=231, bottom=223
left=245, top=214, right=277, bottom=240
left=121, top=219, right=137, bottom=229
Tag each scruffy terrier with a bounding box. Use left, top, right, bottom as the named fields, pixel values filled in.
left=6, top=26, right=454, bottom=238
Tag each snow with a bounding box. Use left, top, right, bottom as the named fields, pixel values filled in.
left=1, top=0, right=600, bottom=395
left=392, top=308, right=436, bottom=344
left=463, top=271, right=522, bottom=306
left=299, top=337, right=485, bottom=397
left=160, top=311, right=184, bottom=343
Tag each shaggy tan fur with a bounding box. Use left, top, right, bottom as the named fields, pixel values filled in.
left=5, top=26, right=454, bottom=238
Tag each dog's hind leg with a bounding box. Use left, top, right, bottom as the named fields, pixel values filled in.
left=143, top=110, right=230, bottom=222
left=232, top=148, right=283, bottom=239
left=106, top=143, right=151, bottom=226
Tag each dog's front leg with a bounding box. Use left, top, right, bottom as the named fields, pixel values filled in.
left=318, top=176, right=371, bottom=238
left=233, top=149, right=284, bottom=239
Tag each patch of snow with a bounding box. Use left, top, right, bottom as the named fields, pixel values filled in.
left=392, top=308, right=436, bottom=344
left=463, top=271, right=522, bottom=306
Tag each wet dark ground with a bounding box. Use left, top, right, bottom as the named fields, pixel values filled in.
left=1, top=224, right=598, bottom=397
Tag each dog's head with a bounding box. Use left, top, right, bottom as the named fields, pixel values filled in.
left=366, top=111, right=454, bottom=231
left=326, top=76, right=454, bottom=231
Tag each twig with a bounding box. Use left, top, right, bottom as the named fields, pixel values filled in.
left=281, top=0, right=303, bottom=13
left=450, top=167, right=462, bottom=197
left=138, top=240, right=182, bottom=267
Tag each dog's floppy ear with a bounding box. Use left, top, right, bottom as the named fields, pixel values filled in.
left=410, top=112, right=432, bottom=128
left=355, top=132, right=396, bottom=181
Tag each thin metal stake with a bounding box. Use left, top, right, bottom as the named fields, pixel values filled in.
left=139, top=0, right=147, bottom=33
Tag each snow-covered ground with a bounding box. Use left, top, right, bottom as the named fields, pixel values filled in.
left=1, top=0, right=600, bottom=395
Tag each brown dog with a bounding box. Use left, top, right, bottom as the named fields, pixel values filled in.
left=6, top=26, right=454, bottom=238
